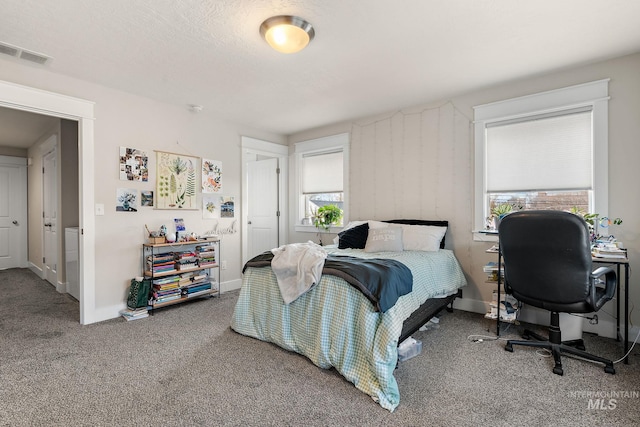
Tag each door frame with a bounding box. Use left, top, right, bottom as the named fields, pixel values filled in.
left=241, top=136, right=288, bottom=265
left=0, top=79, right=96, bottom=325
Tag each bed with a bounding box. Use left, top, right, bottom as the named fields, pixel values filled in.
left=231, top=219, right=467, bottom=411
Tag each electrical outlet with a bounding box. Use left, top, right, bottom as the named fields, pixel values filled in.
left=221, top=260, right=227, bottom=270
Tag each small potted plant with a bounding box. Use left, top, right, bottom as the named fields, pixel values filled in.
left=313, top=204, right=343, bottom=244
left=569, top=207, right=622, bottom=243
left=490, top=202, right=521, bottom=230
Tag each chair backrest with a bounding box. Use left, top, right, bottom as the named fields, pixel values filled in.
left=498, top=210, right=593, bottom=311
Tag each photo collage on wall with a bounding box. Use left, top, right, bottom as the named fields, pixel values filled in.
left=116, top=148, right=234, bottom=218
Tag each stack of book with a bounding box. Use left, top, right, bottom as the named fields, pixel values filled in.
left=120, top=307, right=149, bottom=321
left=196, top=244, right=217, bottom=267
left=182, top=272, right=212, bottom=298
left=152, top=275, right=181, bottom=304
left=483, top=261, right=503, bottom=283
left=592, top=246, right=627, bottom=259
left=175, top=250, right=198, bottom=270
left=146, top=253, right=176, bottom=274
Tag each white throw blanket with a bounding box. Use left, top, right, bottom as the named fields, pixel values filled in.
left=271, top=241, right=327, bottom=304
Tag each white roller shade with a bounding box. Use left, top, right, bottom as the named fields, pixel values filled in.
left=302, top=150, right=343, bottom=194
left=486, top=109, right=592, bottom=193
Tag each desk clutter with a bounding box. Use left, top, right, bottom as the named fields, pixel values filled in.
left=592, top=243, right=627, bottom=259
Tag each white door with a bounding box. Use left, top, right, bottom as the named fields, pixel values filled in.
left=43, top=147, right=58, bottom=286
left=247, top=157, right=279, bottom=258
left=0, top=157, right=28, bottom=269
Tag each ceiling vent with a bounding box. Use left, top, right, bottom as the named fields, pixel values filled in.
left=0, top=41, right=51, bottom=65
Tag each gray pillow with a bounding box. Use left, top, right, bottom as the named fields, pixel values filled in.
left=364, top=227, right=403, bottom=252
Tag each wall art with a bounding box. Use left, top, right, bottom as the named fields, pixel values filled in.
left=220, top=196, right=235, bottom=218
left=116, top=188, right=138, bottom=212
left=119, top=147, right=148, bottom=181
left=140, top=190, right=154, bottom=207
left=202, top=158, right=223, bottom=193
left=202, top=194, right=219, bottom=219
left=155, top=151, right=198, bottom=209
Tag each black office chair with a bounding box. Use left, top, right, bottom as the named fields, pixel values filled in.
left=498, top=210, right=616, bottom=375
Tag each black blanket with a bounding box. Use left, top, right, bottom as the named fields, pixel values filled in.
left=243, top=252, right=413, bottom=312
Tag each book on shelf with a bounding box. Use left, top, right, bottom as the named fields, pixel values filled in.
left=186, top=288, right=214, bottom=298
left=154, top=294, right=181, bottom=304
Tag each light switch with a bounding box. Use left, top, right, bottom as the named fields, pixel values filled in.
left=95, top=203, right=105, bottom=216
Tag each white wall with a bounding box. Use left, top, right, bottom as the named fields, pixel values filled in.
left=0, top=59, right=286, bottom=323
left=289, top=52, right=640, bottom=331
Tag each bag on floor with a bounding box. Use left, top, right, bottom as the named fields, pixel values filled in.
left=127, top=278, right=151, bottom=309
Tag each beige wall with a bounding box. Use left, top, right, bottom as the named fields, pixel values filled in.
left=289, top=52, right=640, bottom=329
left=2, top=49, right=638, bottom=328
left=1, top=58, right=285, bottom=321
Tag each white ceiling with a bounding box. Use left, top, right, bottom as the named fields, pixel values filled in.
left=2, top=0, right=640, bottom=147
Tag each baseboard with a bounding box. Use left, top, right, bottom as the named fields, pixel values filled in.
left=56, top=280, right=67, bottom=294
left=28, top=262, right=44, bottom=279
left=221, top=278, right=242, bottom=293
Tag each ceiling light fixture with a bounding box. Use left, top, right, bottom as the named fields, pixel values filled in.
left=260, top=15, right=315, bottom=54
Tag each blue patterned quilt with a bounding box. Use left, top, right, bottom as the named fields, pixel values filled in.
left=231, top=247, right=467, bottom=411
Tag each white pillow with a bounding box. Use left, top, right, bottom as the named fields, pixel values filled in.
left=400, top=224, right=447, bottom=251
left=364, top=227, right=403, bottom=252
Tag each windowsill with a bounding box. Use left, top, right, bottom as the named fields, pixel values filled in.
left=295, top=224, right=344, bottom=234
left=473, top=230, right=499, bottom=242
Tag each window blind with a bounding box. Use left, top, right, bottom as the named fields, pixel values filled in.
left=486, top=109, right=592, bottom=193
left=302, top=150, right=343, bottom=194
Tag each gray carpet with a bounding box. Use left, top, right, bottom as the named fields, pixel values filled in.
left=1, top=268, right=639, bottom=426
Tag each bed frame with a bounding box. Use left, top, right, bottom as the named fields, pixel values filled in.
left=383, top=219, right=462, bottom=344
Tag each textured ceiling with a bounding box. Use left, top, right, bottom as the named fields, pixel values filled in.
left=1, top=0, right=640, bottom=143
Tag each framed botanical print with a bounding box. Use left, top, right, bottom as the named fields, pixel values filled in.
left=155, top=151, right=198, bottom=209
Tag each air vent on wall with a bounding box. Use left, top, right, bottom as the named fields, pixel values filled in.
left=0, top=41, right=51, bottom=65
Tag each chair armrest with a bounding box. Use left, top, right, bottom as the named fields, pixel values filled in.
left=590, top=266, right=617, bottom=310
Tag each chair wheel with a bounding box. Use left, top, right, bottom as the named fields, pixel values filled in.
left=553, top=365, right=564, bottom=376
left=505, top=343, right=513, bottom=352
left=605, top=365, right=615, bottom=375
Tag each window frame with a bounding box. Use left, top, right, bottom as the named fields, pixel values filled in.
left=294, top=133, right=350, bottom=233
left=473, top=79, right=610, bottom=241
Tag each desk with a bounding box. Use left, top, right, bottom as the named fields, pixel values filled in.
left=593, top=256, right=631, bottom=364
left=495, top=249, right=631, bottom=364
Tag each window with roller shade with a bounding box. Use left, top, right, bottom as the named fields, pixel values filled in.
left=295, top=133, right=349, bottom=229
left=486, top=107, right=592, bottom=219
left=473, top=80, right=609, bottom=233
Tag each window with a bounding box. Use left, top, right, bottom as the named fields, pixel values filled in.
left=294, top=133, right=349, bottom=231
left=473, top=80, right=609, bottom=237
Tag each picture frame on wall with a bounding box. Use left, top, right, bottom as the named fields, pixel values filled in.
left=155, top=151, right=198, bottom=210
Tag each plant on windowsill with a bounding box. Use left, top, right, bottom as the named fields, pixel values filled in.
left=489, top=202, right=522, bottom=230
left=313, top=204, right=343, bottom=245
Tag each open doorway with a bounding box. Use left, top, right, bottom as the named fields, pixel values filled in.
left=0, top=108, right=79, bottom=299
left=0, top=79, right=96, bottom=324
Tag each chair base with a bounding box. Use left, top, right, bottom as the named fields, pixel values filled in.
left=505, top=325, right=615, bottom=376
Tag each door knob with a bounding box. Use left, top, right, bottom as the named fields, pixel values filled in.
left=44, top=223, right=52, bottom=227
left=248, top=221, right=252, bottom=224
left=12, top=220, right=18, bottom=225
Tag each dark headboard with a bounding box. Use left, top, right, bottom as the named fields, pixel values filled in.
left=383, top=219, right=449, bottom=249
